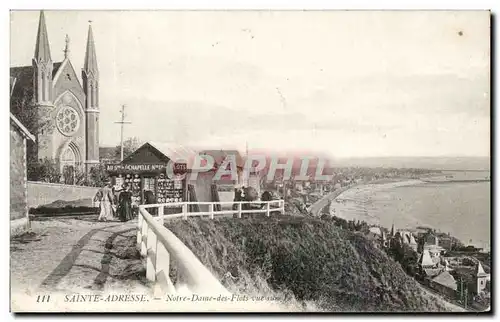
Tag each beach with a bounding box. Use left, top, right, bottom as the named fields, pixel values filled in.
left=329, top=178, right=490, bottom=251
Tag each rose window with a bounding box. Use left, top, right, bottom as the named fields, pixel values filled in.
left=56, top=106, right=80, bottom=136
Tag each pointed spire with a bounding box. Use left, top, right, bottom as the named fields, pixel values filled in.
left=64, top=34, right=70, bottom=59
left=409, top=233, right=417, bottom=245
left=418, top=249, right=434, bottom=267
left=34, top=10, right=52, bottom=62
left=84, top=21, right=98, bottom=76
left=475, top=262, right=488, bottom=277
left=390, top=223, right=395, bottom=236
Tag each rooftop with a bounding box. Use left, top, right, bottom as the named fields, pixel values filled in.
left=432, top=271, right=457, bottom=290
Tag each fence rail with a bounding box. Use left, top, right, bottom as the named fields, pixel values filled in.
left=137, top=199, right=285, bottom=297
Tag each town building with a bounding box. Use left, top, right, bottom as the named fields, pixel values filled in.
left=429, top=270, right=458, bottom=299
left=10, top=11, right=101, bottom=179
left=394, top=230, right=419, bottom=252
left=474, top=262, right=490, bottom=294
left=418, top=249, right=442, bottom=280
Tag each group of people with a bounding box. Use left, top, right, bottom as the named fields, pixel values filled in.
left=93, top=181, right=134, bottom=222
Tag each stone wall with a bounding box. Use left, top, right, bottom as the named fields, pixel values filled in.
left=10, top=125, right=27, bottom=221
left=27, top=181, right=99, bottom=208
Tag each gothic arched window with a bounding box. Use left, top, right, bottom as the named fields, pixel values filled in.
left=61, top=145, right=77, bottom=184
left=61, top=146, right=76, bottom=167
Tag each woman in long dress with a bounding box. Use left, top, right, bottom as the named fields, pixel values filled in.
left=118, top=184, right=134, bottom=222
left=98, top=182, right=115, bottom=221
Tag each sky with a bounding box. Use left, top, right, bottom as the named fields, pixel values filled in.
left=10, top=10, right=490, bottom=158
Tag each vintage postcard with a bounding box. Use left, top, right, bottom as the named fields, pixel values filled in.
left=9, top=10, right=490, bottom=313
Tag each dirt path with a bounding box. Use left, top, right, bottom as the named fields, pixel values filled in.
left=10, top=217, right=149, bottom=298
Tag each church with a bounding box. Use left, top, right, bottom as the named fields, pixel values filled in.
left=10, top=11, right=100, bottom=178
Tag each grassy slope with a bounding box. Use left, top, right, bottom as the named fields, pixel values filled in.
left=165, top=216, right=452, bottom=312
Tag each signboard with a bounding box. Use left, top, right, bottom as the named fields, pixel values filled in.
left=173, top=162, right=187, bottom=175
left=106, top=164, right=166, bottom=172
left=156, top=173, right=184, bottom=203
left=106, top=163, right=188, bottom=173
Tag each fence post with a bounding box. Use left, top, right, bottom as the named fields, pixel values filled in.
left=137, top=213, right=143, bottom=249
left=182, top=203, right=188, bottom=220
left=154, top=241, right=176, bottom=297
left=266, top=202, right=271, bottom=217
left=209, top=203, right=214, bottom=220
left=146, top=227, right=157, bottom=282
left=158, top=205, right=164, bottom=223
left=281, top=200, right=285, bottom=215
left=141, top=220, right=148, bottom=257
left=238, top=203, right=242, bottom=219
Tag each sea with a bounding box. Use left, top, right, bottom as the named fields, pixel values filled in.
left=330, top=171, right=491, bottom=251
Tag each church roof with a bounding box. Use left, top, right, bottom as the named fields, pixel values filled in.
left=431, top=271, right=457, bottom=290
left=10, top=62, right=63, bottom=103
left=51, top=62, right=64, bottom=78
left=10, top=65, right=34, bottom=100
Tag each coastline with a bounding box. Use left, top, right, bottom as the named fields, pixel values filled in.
left=308, top=178, right=421, bottom=217
left=328, top=179, right=425, bottom=226
left=328, top=178, right=490, bottom=251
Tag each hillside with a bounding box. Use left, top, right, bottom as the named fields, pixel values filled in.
left=165, top=216, right=457, bottom=312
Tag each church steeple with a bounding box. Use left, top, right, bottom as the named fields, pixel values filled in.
left=83, top=22, right=98, bottom=77
left=34, top=10, right=52, bottom=63
left=82, top=20, right=100, bottom=171
left=32, top=10, right=53, bottom=105
left=82, top=21, right=99, bottom=110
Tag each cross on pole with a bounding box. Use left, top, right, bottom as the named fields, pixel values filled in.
left=115, top=104, right=132, bottom=161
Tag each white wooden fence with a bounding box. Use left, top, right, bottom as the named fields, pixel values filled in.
left=137, top=200, right=285, bottom=297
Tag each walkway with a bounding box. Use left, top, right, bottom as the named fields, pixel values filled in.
left=10, top=217, right=149, bottom=298
left=308, top=186, right=350, bottom=216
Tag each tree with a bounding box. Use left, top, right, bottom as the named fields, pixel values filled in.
left=115, top=137, right=142, bottom=160
left=11, top=86, right=54, bottom=164
left=87, top=164, right=110, bottom=187
left=27, top=158, right=61, bottom=183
